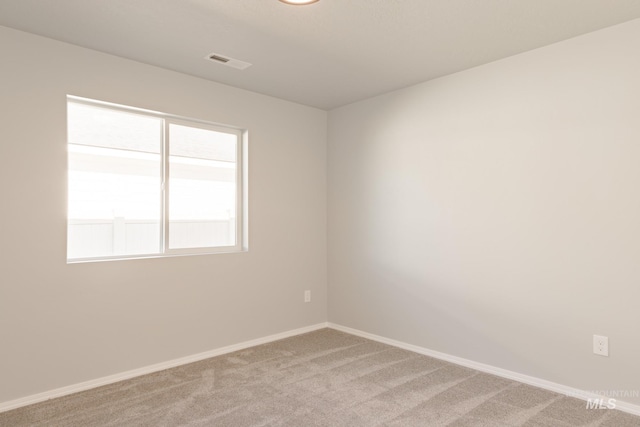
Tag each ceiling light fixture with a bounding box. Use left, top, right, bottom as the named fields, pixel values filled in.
left=279, top=0, right=320, bottom=5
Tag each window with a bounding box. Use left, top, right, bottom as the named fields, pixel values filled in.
left=67, top=97, right=245, bottom=262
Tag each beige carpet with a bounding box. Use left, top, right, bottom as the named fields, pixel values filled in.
left=1, top=329, right=638, bottom=426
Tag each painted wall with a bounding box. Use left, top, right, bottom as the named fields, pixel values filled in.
left=328, top=19, right=640, bottom=404
left=0, top=26, right=327, bottom=404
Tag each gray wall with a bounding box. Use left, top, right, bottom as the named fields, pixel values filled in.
left=0, top=26, right=327, bottom=403
left=328, top=19, right=640, bottom=404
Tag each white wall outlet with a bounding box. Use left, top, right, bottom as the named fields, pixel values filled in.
left=304, top=290, right=311, bottom=303
left=593, top=335, right=609, bottom=356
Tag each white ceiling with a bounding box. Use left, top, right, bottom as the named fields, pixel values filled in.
left=1, top=0, right=639, bottom=109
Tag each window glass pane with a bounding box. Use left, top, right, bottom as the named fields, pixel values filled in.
left=168, top=124, right=237, bottom=249
left=67, top=103, right=162, bottom=259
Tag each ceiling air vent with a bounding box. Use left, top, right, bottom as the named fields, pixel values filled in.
left=206, top=53, right=252, bottom=70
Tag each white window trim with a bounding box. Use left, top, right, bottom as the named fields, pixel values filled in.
left=67, top=96, right=247, bottom=263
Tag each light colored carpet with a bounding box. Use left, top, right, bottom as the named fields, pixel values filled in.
left=1, top=329, right=638, bottom=426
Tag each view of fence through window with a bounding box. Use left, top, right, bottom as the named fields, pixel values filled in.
left=67, top=99, right=240, bottom=260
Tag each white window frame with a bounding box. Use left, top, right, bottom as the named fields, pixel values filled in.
left=67, top=96, right=246, bottom=263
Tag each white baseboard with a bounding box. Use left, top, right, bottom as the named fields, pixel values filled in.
left=328, top=323, right=640, bottom=417
left=0, top=322, right=329, bottom=413
left=4, top=322, right=638, bottom=418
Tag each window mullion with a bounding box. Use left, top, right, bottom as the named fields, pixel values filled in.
left=162, top=119, right=170, bottom=254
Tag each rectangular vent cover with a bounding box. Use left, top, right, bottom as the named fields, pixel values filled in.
left=206, top=53, right=252, bottom=70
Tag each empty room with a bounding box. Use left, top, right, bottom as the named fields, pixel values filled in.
left=1, top=0, right=639, bottom=426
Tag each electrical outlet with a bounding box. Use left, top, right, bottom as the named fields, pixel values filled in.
left=304, top=290, right=311, bottom=303
left=593, top=335, right=609, bottom=356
